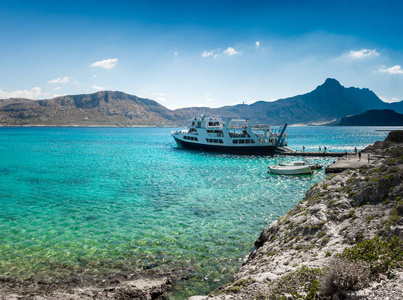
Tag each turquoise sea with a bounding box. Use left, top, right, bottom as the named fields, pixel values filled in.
left=0, top=126, right=402, bottom=298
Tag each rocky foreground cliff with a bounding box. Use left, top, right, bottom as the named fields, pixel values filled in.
left=191, top=130, right=403, bottom=300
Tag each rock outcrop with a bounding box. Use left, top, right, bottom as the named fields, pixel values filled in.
left=191, top=130, right=403, bottom=299
left=0, top=268, right=189, bottom=300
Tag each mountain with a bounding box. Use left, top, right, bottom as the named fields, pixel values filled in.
left=0, top=91, right=184, bottom=126
left=336, top=109, right=403, bottom=126
left=175, top=78, right=403, bottom=125
left=1, top=79, right=402, bottom=126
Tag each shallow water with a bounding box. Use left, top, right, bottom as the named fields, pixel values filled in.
left=0, top=126, right=401, bottom=298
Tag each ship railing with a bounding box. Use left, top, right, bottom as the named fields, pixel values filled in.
left=228, top=125, right=248, bottom=130
left=252, top=124, right=271, bottom=130
left=171, top=129, right=188, bottom=135
left=228, top=119, right=248, bottom=127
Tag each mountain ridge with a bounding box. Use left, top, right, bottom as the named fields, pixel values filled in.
left=0, top=79, right=402, bottom=126
left=337, top=109, right=403, bottom=126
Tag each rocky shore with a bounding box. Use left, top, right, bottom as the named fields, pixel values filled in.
left=190, top=130, right=403, bottom=300
left=0, top=268, right=189, bottom=300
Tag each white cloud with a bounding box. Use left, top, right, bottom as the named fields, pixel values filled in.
left=380, top=96, right=401, bottom=103
left=202, top=50, right=218, bottom=57
left=202, top=47, right=239, bottom=58
left=91, top=85, right=105, bottom=91
left=152, top=92, right=166, bottom=102
left=174, top=51, right=178, bottom=56
left=256, top=41, right=260, bottom=47
left=48, top=76, right=70, bottom=84
left=379, top=65, right=403, bottom=74
left=0, top=87, right=42, bottom=99
left=53, top=87, right=61, bottom=91
left=90, top=58, right=118, bottom=69
left=223, top=47, right=239, bottom=56
left=349, top=49, right=379, bottom=59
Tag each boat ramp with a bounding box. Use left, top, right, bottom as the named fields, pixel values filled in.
left=325, top=152, right=379, bottom=173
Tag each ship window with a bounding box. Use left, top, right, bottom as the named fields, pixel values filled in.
left=184, top=136, right=188, bottom=140
left=233, top=140, right=238, bottom=144
left=239, top=139, right=245, bottom=144
left=219, top=139, right=223, bottom=143
left=195, top=137, right=198, bottom=141
left=214, top=139, right=218, bottom=143
left=251, top=139, right=255, bottom=144
left=246, top=139, right=250, bottom=144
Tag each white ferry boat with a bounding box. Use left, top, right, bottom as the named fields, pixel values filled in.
left=171, top=115, right=288, bottom=154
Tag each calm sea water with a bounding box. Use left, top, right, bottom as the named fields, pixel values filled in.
left=0, top=126, right=401, bottom=298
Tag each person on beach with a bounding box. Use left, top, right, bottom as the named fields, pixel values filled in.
left=358, top=151, right=361, bottom=161
left=303, top=146, right=305, bottom=152
left=368, top=154, right=371, bottom=163
left=354, top=147, right=357, bottom=155
left=319, top=146, right=321, bottom=152
left=324, top=146, right=327, bottom=153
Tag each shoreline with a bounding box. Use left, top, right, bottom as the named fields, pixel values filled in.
left=190, top=130, right=403, bottom=299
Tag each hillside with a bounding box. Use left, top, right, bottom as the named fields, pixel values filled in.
left=337, top=109, right=403, bottom=126
left=0, top=91, right=184, bottom=126
left=1, top=79, right=402, bottom=126
left=176, top=78, right=403, bottom=125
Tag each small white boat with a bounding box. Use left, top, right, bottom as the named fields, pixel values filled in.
left=268, top=160, right=317, bottom=175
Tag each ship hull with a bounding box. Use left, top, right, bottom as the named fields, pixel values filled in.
left=172, top=135, right=281, bottom=155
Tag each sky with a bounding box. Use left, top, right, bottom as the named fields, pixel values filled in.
left=0, top=0, right=402, bottom=109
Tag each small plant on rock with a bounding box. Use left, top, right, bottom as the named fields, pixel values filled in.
left=320, top=258, right=370, bottom=296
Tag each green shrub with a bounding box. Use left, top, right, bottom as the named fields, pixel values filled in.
left=268, top=266, right=323, bottom=300
left=339, top=236, right=403, bottom=275
left=321, top=237, right=330, bottom=246
left=347, top=210, right=356, bottom=219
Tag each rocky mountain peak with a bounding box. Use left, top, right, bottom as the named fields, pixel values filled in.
left=315, top=78, right=343, bottom=93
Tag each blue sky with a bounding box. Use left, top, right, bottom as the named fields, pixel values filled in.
left=0, top=0, right=402, bottom=109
